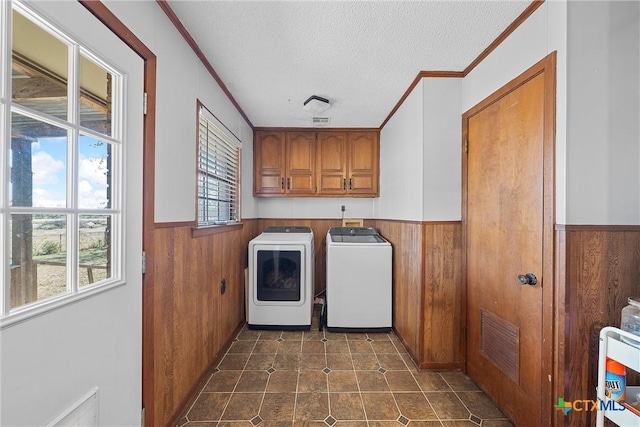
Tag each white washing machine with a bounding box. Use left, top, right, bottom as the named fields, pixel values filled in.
left=248, top=226, right=314, bottom=330
left=326, top=227, right=392, bottom=332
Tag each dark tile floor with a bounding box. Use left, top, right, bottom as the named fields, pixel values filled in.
left=177, top=308, right=514, bottom=427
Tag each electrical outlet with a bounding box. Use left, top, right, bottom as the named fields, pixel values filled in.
left=220, top=278, right=226, bottom=295
left=341, top=205, right=345, bottom=212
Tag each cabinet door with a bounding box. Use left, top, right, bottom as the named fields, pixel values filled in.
left=347, top=131, right=379, bottom=195
left=286, top=132, right=316, bottom=194
left=316, top=131, right=347, bottom=195
left=254, top=131, right=285, bottom=195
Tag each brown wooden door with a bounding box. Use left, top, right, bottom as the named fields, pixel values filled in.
left=464, top=56, right=554, bottom=426
left=316, top=131, right=347, bottom=194
left=254, top=130, right=285, bottom=195
left=286, top=131, right=316, bottom=194
left=347, top=131, right=379, bottom=195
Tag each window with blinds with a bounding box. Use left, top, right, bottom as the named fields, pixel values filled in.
left=198, top=107, right=241, bottom=226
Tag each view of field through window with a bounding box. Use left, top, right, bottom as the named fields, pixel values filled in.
left=7, top=5, right=117, bottom=312
left=10, top=214, right=111, bottom=309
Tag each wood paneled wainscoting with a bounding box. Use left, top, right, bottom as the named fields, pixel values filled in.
left=555, top=225, right=640, bottom=427
left=374, top=220, right=463, bottom=370
left=151, top=218, right=463, bottom=425
left=147, top=221, right=257, bottom=426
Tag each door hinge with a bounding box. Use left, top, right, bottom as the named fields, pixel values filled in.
left=143, top=92, right=148, bottom=115
left=142, top=251, right=147, bottom=275
left=464, top=139, right=468, bottom=153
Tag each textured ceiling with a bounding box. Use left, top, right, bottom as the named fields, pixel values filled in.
left=166, top=0, right=531, bottom=128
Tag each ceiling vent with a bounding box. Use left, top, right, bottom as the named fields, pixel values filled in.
left=312, top=116, right=331, bottom=126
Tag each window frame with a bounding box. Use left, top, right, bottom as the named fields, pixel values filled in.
left=195, top=101, right=242, bottom=231
left=0, top=0, right=127, bottom=326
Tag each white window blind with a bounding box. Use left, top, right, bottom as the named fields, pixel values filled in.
left=198, top=108, right=241, bottom=226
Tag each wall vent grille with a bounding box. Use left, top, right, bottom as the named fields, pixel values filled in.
left=46, top=387, right=99, bottom=426
left=312, top=116, right=331, bottom=126
left=480, top=309, right=519, bottom=383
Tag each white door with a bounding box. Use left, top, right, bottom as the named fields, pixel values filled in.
left=0, top=1, right=143, bottom=425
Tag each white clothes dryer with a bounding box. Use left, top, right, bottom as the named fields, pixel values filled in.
left=248, top=226, right=314, bottom=329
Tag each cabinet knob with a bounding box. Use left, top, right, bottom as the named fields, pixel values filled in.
left=281, top=177, right=284, bottom=189
left=517, top=272, right=537, bottom=286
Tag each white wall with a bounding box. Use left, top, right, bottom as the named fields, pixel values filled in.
left=103, top=0, right=257, bottom=223
left=376, top=77, right=462, bottom=222
left=258, top=197, right=374, bottom=220
left=240, top=122, right=256, bottom=219
left=375, top=82, right=424, bottom=221
left=548, top=0, right=569, bottom=225
left=423, top=78, right=462, bottom=220
left=461, top=5, right=550, bottom=112
left=566, top=1, right=640, bottom=224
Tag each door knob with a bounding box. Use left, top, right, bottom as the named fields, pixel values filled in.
left=517, top=272, right=537, bottom=286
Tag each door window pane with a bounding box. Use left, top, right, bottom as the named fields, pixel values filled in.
left=80, top=53, right=112, bottom=137
left=79, top=136, right=111, bottom=209
left=10, top=112, right=67, bottom=208
left=12, top=9, right=68, bottom=121
left=79, top=215, right=112, bottom=288
left=10, top=214, right=68, bottom=308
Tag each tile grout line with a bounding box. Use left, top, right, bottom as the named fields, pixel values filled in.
left=293, top=329, right=307, bottom=425
left=322, top=329, right=333, bottom=426
left=373, top=335, right=403, bottom=426
left=353, top=334, right=371, bottom=426
left=440, top=372, right=477, bottom=423
left=254, top=330, right=270, bottom=425
left=255, top=329, right=283, bottom=425
left=408, top=369, right=444, bottom=425
left=223, top=328, right=261, bottom=423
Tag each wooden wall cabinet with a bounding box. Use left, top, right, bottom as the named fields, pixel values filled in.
left=254, top=130, right=286, bottom=195
left=254, top=129, right=379, bottom=197
left=347, top=131, right=379, bottom=195
left=316, top=131, right=378, bottom=195
left=315, top=131, right=347, bottom=195
left=254, top=130, right=315, bottom=195
left=286, top=131, right=316, bottom=195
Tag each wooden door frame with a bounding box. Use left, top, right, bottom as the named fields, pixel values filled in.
left=461, top=52, right=556, bottom=425
left=77, top=2, right=158, bottom=426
